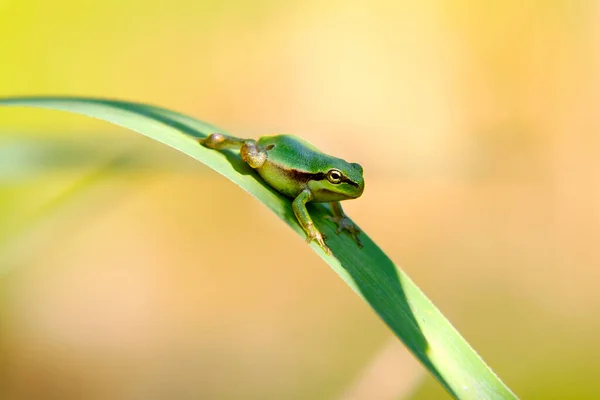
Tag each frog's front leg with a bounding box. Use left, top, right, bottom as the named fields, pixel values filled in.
left=325, top=201, right=363, bottom=248
left=293, top=189, right=330, bottom=254
left=200, top=133, right=266, bottom=168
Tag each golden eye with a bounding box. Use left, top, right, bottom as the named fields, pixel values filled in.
left=327, top=169, right=343, bottom=184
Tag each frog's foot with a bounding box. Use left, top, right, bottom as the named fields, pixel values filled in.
left=200, top=133, right=244, bottom=149
left=325, top=214, right=363, bottom=248
left=305, top=228, right=331, bottom=255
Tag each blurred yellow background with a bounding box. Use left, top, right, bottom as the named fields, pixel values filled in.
left=1, top=0, right=599, bottom=399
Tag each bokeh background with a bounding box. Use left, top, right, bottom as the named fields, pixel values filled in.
left=1, top=0, right=599, bottom=399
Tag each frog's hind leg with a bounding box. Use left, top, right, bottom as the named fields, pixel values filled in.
left=200, top=133, right=246, bottom=150
left=200, top=133, right=267, bottom=169
left=326, top=201, right=363, bottom=248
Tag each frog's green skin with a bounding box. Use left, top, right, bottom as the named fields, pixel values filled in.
left=200, top=133, right=364, bottom=253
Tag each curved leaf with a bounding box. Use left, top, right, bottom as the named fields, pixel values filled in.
left=0, top=97, right=517, bottom=400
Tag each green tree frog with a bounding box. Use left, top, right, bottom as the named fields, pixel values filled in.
left=200, top=133, right=364, bottom=254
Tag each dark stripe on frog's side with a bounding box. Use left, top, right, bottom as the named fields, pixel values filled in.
left=287, top=169, right=327, bottom=183
left=340, top=176, right=359, bottom=188
left=281, top=166, right=360, bottom=188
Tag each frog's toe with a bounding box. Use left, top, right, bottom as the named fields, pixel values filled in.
left=305, top=231, right=331, bottom=254
left=326, top=215, right=362, bottom=247
left=353, top=232, right=364, bottom=248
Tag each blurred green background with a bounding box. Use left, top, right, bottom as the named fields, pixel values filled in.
left=1, top=1, right=599, bottom=399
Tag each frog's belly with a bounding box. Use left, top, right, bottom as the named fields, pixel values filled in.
left=256, top=162, right=305, bottom=198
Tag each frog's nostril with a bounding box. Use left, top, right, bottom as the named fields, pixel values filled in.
left=351, top=162, right=363, bottom=174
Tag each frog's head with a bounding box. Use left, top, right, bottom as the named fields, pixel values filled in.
left=310, top=160, right=364, bottom=202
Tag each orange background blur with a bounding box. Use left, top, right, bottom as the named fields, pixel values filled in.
left=1, top=1, right=599, bottom=399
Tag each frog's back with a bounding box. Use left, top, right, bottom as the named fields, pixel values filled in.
left=258, top=135, right=331, bottom=172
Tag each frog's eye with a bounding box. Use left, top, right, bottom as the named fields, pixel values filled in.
left=327, top=169, right=343, bottom=184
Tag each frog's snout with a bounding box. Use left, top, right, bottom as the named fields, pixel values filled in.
left=351, top=162, right=363, bottom=174
left=354, top=179, right=365, bottom=198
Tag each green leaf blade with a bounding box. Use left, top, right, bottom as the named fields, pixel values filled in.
left=0, top=97, right=517, bottom=400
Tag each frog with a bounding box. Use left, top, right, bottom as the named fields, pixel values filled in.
left=199, top=133, right=364, bottom=254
